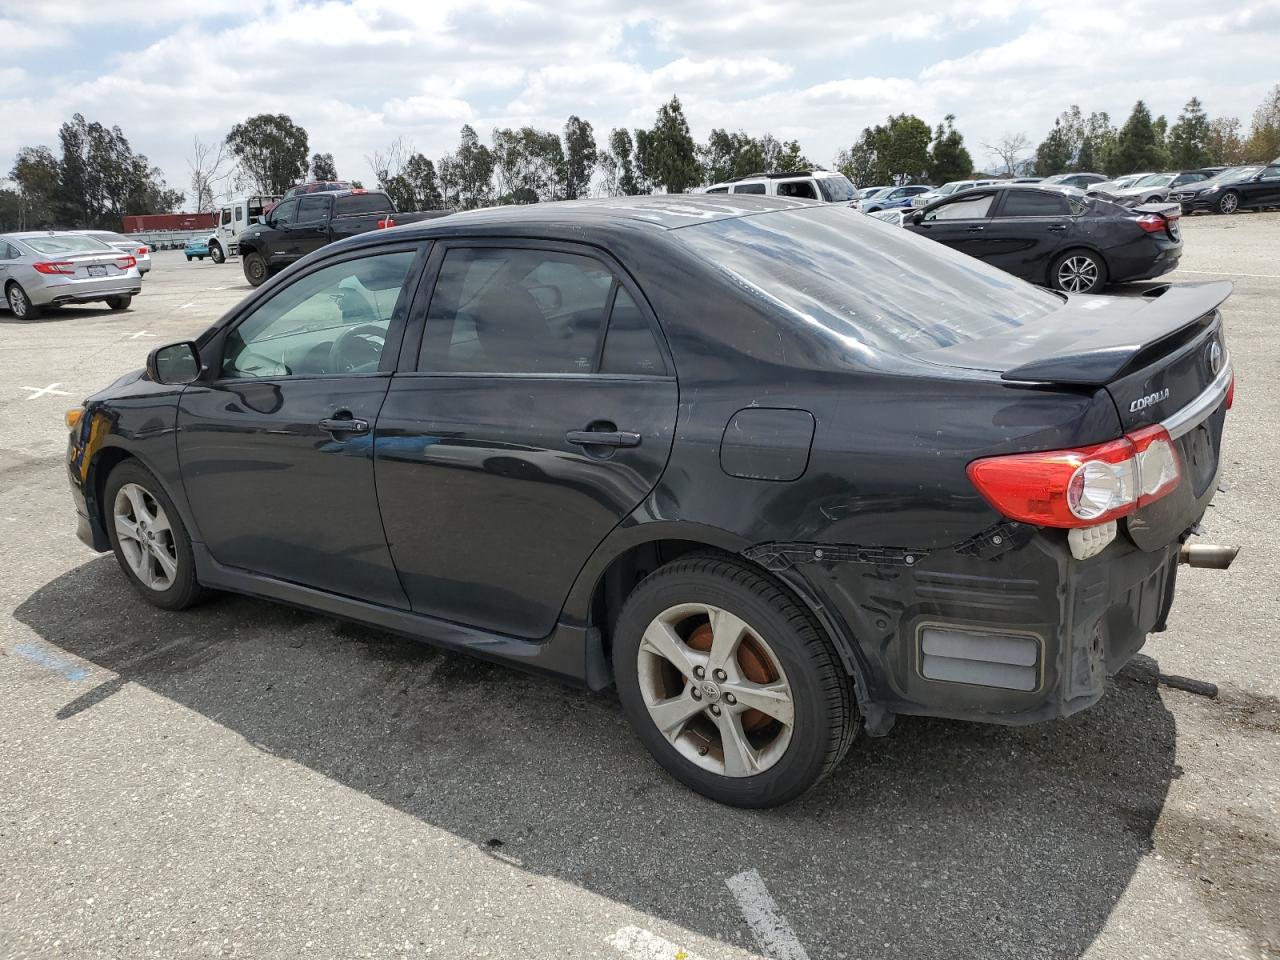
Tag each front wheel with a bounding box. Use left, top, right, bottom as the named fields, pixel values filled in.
left=105, top=461, right=208, bottom=610
left=243, top=252, right=268, bottom=287
left=5, top=282, right=41, bottom=320
left=1218, top=191, right=1240, bottom=214
left=106, top=295, right=132, bottom=311
left=209, top=242, right=225, bottom=264
left=1050, top=249, right=1107, bottom=294
left=613, top=554, right=857, bottom=807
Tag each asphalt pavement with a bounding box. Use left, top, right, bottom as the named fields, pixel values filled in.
left=1, top=219, right=1277, bottom=960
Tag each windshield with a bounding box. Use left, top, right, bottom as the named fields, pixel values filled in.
left=1209, top=166, right=1262, bottom=184
left=817, top=174, right=857, bottom=202
left=676, top=205, right=1061, bottom=357
left=1133, top=174, right=1173, bottom=187
left=936, top=182, right=965, bottom=195
left=859, top=187, right=887, bottom=199
left=22, top=235, right=116, bottom=255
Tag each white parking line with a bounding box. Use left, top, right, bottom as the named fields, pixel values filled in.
left=176, top=301, right=196, bottom=310
left=21, top=383, right=71, bottom=399
left=1177, top=268, right=1280, bottom=280
left=128, top=330, right=156, bottom=339
left=725, top=870, right=810, bottom=960
left=606, top=925, right=707, bottom=960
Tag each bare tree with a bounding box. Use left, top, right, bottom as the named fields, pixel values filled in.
left=187, top=136, right=231, bottom=211
left=366, top=136, right=412, bottom=187
left=982, top=132, right=1030, bottom=177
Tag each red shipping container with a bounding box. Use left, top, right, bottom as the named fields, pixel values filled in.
left=121, top=213, right=218, bottom=233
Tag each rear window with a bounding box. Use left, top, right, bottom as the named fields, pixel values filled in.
left=335, top=193, right=394, bottom=217
left=676, top=205, right=1061, bottom=353
left=22, top=235, right=116, bottom=255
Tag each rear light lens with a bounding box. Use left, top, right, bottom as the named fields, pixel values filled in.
left=1136, top=213, right=1168, bottom=233
left=1226, top=373, right=1235, bottom=410
left=968, top=426, right=1181, bottom=528
left=376, top=217, right=396, bottom=229
left=137, top=246, right=148, bottom=255
left=117, top=255, right=136, bottom=270
left=33, top=261, right=75, bottom=275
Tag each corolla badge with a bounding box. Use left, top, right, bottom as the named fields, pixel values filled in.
left=1207, top=341, right=1223, bottom=376
left=1130, top=388, right=1171, bottom=413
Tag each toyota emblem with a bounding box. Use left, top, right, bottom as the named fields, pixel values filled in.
left=1207, top=341, right=1223, bottom=376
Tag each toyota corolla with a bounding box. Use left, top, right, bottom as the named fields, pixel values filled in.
left=65, top=196, right=1236, bottom=807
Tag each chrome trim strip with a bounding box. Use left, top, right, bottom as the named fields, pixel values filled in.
left=1161, top=354, right=1232, bottom=439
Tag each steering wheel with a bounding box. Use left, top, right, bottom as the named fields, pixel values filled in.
left=328, top=323, right=386, bottom=373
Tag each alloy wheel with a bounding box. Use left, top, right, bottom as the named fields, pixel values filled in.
left=1220, top=193, right=1239, bottom=214
left=8, top=286, right=27, bottom=318
left=636, top=602, right=795, bottom=778
left=1057, top=256, right=1099, bottom=293
left=114, top=482, right=179, bottom=591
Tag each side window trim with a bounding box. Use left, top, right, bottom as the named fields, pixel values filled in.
left=203, top=241, right=431, bottom=384
left=398, top=237, right=673, bottom=379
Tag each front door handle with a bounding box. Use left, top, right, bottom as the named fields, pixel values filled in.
left=966, top=225, right=985, bottom=232
left=565, top=429, right=641, bottom=448
left=1048, top=224, right=1068, bottom=232
left=319, top=414, right=369, bottom=435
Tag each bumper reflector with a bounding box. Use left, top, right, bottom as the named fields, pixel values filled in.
left=920, top=626, right=1039, bottom=692
left=1068, top=520, right=1117, bottom=560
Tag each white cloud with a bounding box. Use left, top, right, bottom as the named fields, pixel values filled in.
left=1, top=0, right=1277, bottom=203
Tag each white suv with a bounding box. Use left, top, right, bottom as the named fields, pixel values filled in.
left=704, top=170, right=858, bottom=203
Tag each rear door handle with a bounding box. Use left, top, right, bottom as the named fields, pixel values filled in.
left=1048, top=224, right=1068, bottom=232
left=319, top=414, right=369, bottom=435
left=565, top=430, right=641, bottom=448
left=965, top=225, right=985, bottom=232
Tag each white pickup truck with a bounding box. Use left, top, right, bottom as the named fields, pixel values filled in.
left=206, top=195, right=280, bottom=263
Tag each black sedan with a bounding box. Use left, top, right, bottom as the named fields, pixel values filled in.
left=902, top=184, right=1182, bottom=293
left=65, top=196, right=1234, bottom=807
left=1173, top=163, right=1280, bottom=214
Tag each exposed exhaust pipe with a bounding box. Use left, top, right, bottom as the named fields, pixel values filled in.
left=1178, top=543, right=1239, bottom=569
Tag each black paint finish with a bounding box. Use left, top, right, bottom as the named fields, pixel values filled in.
left=66, top=195, right=1231, bottom=726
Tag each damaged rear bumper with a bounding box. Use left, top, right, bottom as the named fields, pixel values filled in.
left=748, top=524, right=1183, bottom=728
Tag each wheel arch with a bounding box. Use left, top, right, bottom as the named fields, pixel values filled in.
left=85, top=442, right=200, bottom=551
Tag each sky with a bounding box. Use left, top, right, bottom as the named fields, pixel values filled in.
left=2, top=0, right=1278, bottom=203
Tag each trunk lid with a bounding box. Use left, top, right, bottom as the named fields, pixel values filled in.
left=917, top=282, right=1233, bottom=550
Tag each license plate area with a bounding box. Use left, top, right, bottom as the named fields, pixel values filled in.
left=88, top=265, right=107, bottom=277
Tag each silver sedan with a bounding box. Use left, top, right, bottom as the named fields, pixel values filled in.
left=71, top=230, right=153, bottom=275
left=0, top=232, right=143, bottom=320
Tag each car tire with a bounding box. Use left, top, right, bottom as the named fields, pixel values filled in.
left=613, top=552, right=857, bottom=808
left=106, top=295, right=132, bottom=311
left=1217, top=191, right=1240, bottom=215
left=243, top=252, right=268, bottom=287
left=5, top=282, right=41, bottom=320
left=209, top=243, right=225, bottom=264
left=1050, top=249, right=1107, bottom=294
left=104, top=460, right=209, bottom=611
left=186, top=256, right=192, bottom=261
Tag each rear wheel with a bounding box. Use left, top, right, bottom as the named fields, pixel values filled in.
left=243, top=252, right=268, bottom=287
left=106, top=295, right=132, bottom=311
left=5, top=282, right=40, bottom=320
left=613, top=553, right=857, bottom=807
left=1050, top=249, right=1106, bottom=294
left=105, top=461, right=208, bottom=610
left=1217, top=191, right=1240, bottom=214
left=209, top=242, right=225, bottom=264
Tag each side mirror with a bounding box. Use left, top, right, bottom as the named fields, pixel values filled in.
left=147, top=341, right=202, bottom=385
left=910, top=211, right=925, bottom=225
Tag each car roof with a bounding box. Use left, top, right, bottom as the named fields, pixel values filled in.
left=2, top=230, right=113, bottom=240
left=396, top=195, right=818, bottom=234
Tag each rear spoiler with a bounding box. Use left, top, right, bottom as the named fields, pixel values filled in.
left=1001, top=281, right=1232, bottom=385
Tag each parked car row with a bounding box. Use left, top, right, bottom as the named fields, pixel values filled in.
left=1173, top=163, right=1280, bottom=214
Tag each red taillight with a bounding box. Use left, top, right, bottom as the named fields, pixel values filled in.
left=377, top=217, right=396, bottom=229
left=137, top=247, right=148, bottom=256
left=33, top=261, right=76, bottom=275
left=1226, top=373, right=1235, bottom=410
left=117, top=255, right=136, bottom=270
left=1136, top=213, right=1167, bottom=233
left=967, top=426, right=1181, bottom=529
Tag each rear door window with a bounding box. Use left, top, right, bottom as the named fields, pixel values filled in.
left=600, top=289, right=666, bottom=376
left=777, top=180, right=818, bottom=200
left=731, top=183, right=766, bottom=195
left=420, top=247, right=613, bottom=374
left=994, top=191, right=1072, bottom=217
